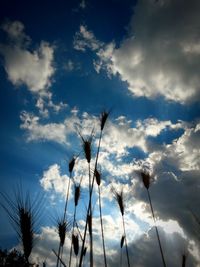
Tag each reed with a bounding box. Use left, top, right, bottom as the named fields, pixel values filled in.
left=72, top=234, right=79, bottom=267
left=0, top=188, right=41, bottom=265
left=120, top=235, right=125, bottom=267
left=69, top=182, right=81, bottom=267
left=78, top=111, right=109, bottom=267
left=112, top=187, right=130, bottom=267
left=140, top=171, right=167, bottom=267
left=57, top=157, right=76, bottom=267
left=95, top=168, right=107, bottom=267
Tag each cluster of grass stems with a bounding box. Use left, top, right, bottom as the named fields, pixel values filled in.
left=0, top=111, right=191, bottom=267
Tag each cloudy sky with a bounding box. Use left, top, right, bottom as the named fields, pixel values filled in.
left=0, top=0, right=200, bottom=266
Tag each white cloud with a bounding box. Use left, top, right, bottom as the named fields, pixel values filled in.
left=20, top=111, right=77, bottom=144
left=74, top=25, right=103, bottom=52
left=148, top=122, right=200, bottom=172
left=36, top=92, right=67, bottom=117
left=40, top=164, right=72, bottom=199
left=74, top=0, right=200, bottom=103
left=110, top=0, right=200, bottom=103
left=128, top=122, right=200, bottom=244
left=101, top=117, right=185, bottom=156
left=0, top=20, right=66, bottom=116
left=0, top=21, right=54, bottom=94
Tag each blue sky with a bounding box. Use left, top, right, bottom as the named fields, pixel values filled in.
left=0, top=0, right=200, bottom=266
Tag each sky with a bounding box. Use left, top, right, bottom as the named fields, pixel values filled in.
left=0, top=0, right=200, bottom=266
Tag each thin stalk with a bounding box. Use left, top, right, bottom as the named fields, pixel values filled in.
left=147, top=189, right=167, bottom=267
left=57, top=172, right=72, bottom=267
left=88, top=162, right=93, bottom=267
left=59, top=247, right=64, bottom=267
left=69, top=206, right=77, bottom=267
left=98, top=186, right=107, bottom=267
left=122, top=216, right=130, bottom=267
left=52, top=249, right=67, bottom=267
left=79, top=130, right=103, bottom=267
left=120, top=248, right=122, bottom=267
left=63, top=172, right=72, bottom=221
left=56, top=245, right=61, bottom=267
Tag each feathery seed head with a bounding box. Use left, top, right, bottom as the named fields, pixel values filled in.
left=72, top=234, right=79, bottom=256
left=94, top=168, right=101, bottom=186
left=0, top=190, right=41, bottom=263
left=100, top=111, right=109, bottom=131
left=141, top=171, right=151, bottom=189
left=69, top=157, right=75, bottom=174
left=120, top=235, right=125, bottom=248
left=19, top=207, right=33, bottom=261
left=87, top=214, right=92, bottom=235
left=83, top=247, right=87, bottom=256
left=57, top=220, right=67, bottom=246
left=74, top=185, right=81, bottom=207
left=112, top=187, right=124, bottom=216
left=82, top=137, right=92, bottom=163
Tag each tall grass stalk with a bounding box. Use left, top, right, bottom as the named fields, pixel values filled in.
left=112, top=187, right=130, bottom=267
left=88, top=162, right=94, bottom=267
left=120, top=235, right=125, bottom=267
left=79, top=132, right=93, bottom=267
left=72, top=234, right=79, bottom=267
left=52, top=249, right=67, bottom=267
left=0, top=188, right=41, bottom=265
left=141, top=172, right=167, bottom=267
left=57, top=157, right=75, bottom=267
left=95, top=169, right=107, bottom=267
left=78, top=111, right=109, bottom=267
left=69, top=183, right=81, bottom=267
left=56, top=218, right=68, bottom=267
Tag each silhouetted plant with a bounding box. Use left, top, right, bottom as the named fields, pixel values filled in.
left=95, top=168, right=107, bottom=267
left=0, top=248, right=27, bottom=266
left=69, top=181, right=81, bottom=267
left=79, top=111, right=109, bottom=267
left=0, top=188, right=42, bottom=265
left=57, top=156, right=76, bottom=267
left=112, top=187, right=130, bottom=267
left=79, top=132, right=94, bottom=267
left=72, top=234, right=79, bottom=267
left=140, top=171, right=167, bottom=267
left=120, top=235, right=125, bottom=267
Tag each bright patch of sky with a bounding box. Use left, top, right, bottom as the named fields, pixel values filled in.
left=0, top=0, right=200, bottom=266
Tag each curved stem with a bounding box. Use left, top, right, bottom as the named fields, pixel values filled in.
left=122, top=216, right=130, bottom=267
left=147, top=189, right=167, bottom=267
left=98, top=186, right=107, bottom=267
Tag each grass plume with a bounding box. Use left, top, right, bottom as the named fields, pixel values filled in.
left=0, top=188, right=42, bottom=264
left=69, top=181, right=81, bottom=267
